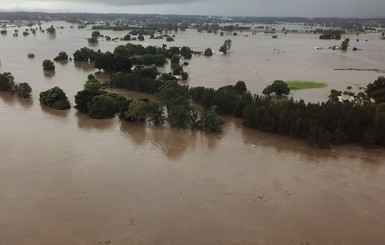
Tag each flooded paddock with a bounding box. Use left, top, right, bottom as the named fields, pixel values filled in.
left=1, top=21, right=385, bottom=244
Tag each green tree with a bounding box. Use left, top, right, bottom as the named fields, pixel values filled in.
left=46, top=25, right=55, bottom=34
left=180, top=46, right=192, bottom=59
left=88, top=36, right=98, bottom=44
left=91, top=31, right=101, bottom=38
left=88, top=94, right=118, bottom=119
left=172, top=65, right=184, bottom=75
left=366, top=76, right=385, bottom=104
left=39, top=87, right=71, bottom=110
left=154, top=54, right=166, bottom=66
left=73, top=47, right=98, bottom=62
left=341, top=38, right=350, bottom=50
left=220, top=39, right=232, bottom=54
left=138, top=34, right=144, bottom=41
left=0, top=72, right=15, bottom=91
left=262, top=80, right=290, bottom=96
left=123, top=99, right=147, bottom=122
left=84, top=78, right=105, bottom=91
left=133, top=66, right=159, bottom=79
left=181, top=72, right=189, bottom=80
left=74, top=89, right=103, bottom=113
left=328, top=89, right=342, bottom=103
left=202, top=106, right=224, bottom=132
left=146, top=100, right=165, bottom=125
left=170, top=54, right=180, bottom=66
left=374, top=103, right=385, bottom=146
left=219, top=45, right=227, bottom=54
left=204, top=48, right=213, bottom=56
left=54, top=51, right=68, bottom=61
left=234, top=81, right=247, bottom=94
left=156, top=80, right=192, bottom=128
left=13, top=82, right=32, bottom=98
left=142, top=54, right=155, bottom=65
left=42, top=59, right=55, bottom=71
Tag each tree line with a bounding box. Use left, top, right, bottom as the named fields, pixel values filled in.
left=190, top=77, right=385, bottom=148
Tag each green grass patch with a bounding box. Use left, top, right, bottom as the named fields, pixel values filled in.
left=286, top=81, right=327, bottom=90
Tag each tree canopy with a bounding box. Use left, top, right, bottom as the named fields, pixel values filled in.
left=39, top=87, right=71, bottom=110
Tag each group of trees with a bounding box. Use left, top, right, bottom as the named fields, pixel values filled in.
left=73, top=47, right=99, bottom=62
left=53, top=51, right=69, bottom=61
left=110, top=69, right=164, bottom=94
left=189, top=81, right=249, bottom=116
left=39, top=87, right=71, bottom=110
left=0, top=72, right=32, bottom=98
left=74, top=75, right=129, bottom=119
left=154, top=80, right=223, bottom=131
left=188, top=77, right=385, bottom=148
left=262, top=80, right=290, bottom=96
left=242, top=96, right=380, bottom=148
left=319, top=30, right=343, bottom=40
left=74, top=75, right=223, bottom=131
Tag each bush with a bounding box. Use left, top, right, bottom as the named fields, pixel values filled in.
left=42, top=59, right=55, bottom=71
left=262, top=80, right=290, bottom=96
left=181, top=72, right=189, bottom=80
left=88, top=94, right=118, bottom=119
left=204, top=48, right=213, bottom=56
left=0, top=72, right=15, bottom=91
left=202, top=106, right=224, bottom=132
left=14, top=82, right=32, bottom=98
left=39, top=87, right=71, bottom=110
left=53, top=51, right=68, bottom=61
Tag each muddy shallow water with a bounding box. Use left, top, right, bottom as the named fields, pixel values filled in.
left=1, top=21, right=385, bottom=244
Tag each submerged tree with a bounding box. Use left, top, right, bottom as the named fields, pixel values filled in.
left=42, top=59, right=55, bottom=71
left=39, top=87, right=71, bottom=110
left=366, top=76, right=385, bottom=104
left=204, top=48, right=213, bottom=56
left=262, top=80, right=290, bottom=97
left=0, top=72, right=15, bottom=91
left=341, top=38, right=350, bottom=50
left=202, top=106, right=224, bottom=132
left=54, top=51, right=69, bottom=61
left=220, top=39, right=232, bottom=54
left=13, top=82, right=32, bottom=98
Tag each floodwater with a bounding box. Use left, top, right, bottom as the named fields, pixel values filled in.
left=1, top=21, right=385, bottom=244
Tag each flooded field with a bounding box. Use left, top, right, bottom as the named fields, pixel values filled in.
left=1, top=21, right=385, bottom=244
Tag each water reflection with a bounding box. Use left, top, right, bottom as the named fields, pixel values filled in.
left=0, top=92, right=33, bottom=108
left=74, top=61, right=95, bottom=72
left=55, top=60, right=68, bottom=65
left=43, top=70, right=55, bottom=78
left=41, top=105, right=70, bottom=118
left=238, top=118, right=385, bottom=164
left=120, top=121, right=221, bottom=160
left=47, top=33, right=56, bottom=40
left=76, top=112, right=115, bottom=131
left=17, top=97, right=33, bottom=108
left=120, top=121, right=147, bottom=145
left=0, top=92, right=17, bottom=106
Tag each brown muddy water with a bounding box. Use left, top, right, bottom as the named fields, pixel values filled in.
left=1, top=21, right=385, bottom=244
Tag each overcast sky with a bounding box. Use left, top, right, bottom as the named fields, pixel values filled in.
left=0, top=0, right=384, bottom=17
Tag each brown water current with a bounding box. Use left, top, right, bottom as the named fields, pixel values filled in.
left=1, top=21, right=385, bottom=244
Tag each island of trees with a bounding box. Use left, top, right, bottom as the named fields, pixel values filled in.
left=69, top=43, right=385, bottom=148
left=2, top=29, right=385, bottom=147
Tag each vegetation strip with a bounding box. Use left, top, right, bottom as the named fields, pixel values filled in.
left=285, top=81, right=328, bottom=90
